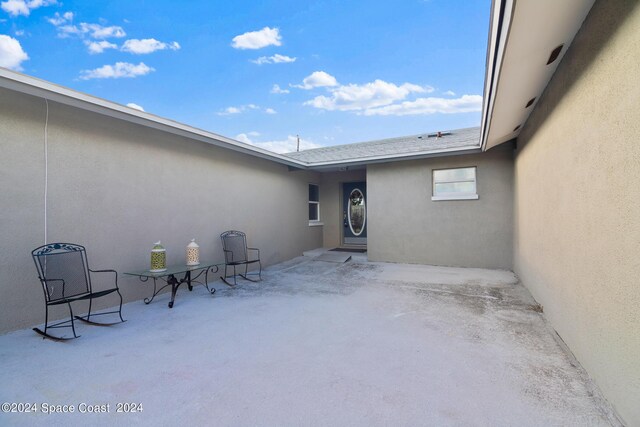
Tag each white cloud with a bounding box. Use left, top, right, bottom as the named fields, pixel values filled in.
left=1, top=0, right=56, bottom=17
left=51, top=17, right=126, bottom=39
left=293, top=71, right=338, bottom=90
left=47, top=11, right=72, bottom=25
left=0, top=34, right=28, bottom=70
left=14, top=29, right=24, bottom=35
left=247, top=131, right=260, bottom=137
left=217, top=106, right=241, bottom=115
left=1, top=0, right=27, bottom=16
left=251, top=53, right=296, bottom=65
left=217, top=104, right=274, bottom=116
left=231, top=26, right=281, bottom=50
left=362, top=94, right=483, bottom=116
left=298, top=75, right=477, bottom=116
left=126, top=102, right=144, bottom=111
left=304, top=79, right=428, bottom=111
left=25, top=0, right=54, bottom=8
left=79, top=62, right=154, bottom=80
left=80, top=23, right=125, bottom=39
left=444, top=90, right=456, bottom=96
left=235, top=133, right=252, bottom=144
left=270, top=84, right=289, bottom=94
left=121, top=38, right=180, bottom=54
left=54, top=25, right=80, bottom=37
left=236, top=133, right=320, bottom=154
left=85, top=40, right=117, bottom=54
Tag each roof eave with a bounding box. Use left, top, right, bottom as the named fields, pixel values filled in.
left=480, top=0, right=514, bottom=151
left=480, top=0, right=596, bottom=151
left=304, top=146, right=483, bottom=171
left=1, top=69, right=484, bottom=171
left=0, top=67, right=307, bottom=169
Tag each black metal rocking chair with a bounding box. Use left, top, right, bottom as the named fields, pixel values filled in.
left=31, top=243, right=125, bottom=340
left=220, top=231, right=262, bottom=286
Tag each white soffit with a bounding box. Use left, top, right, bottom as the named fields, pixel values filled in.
left=482, top=0, right=596, bottom=150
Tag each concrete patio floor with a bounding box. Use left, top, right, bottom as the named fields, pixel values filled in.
left=0, top=254, right=619, bottom=426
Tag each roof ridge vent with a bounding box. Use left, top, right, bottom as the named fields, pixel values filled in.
left=427, top=131, right=451, bottom=138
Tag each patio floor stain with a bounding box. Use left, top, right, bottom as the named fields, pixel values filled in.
left=0, top=256, right=621, bottom=426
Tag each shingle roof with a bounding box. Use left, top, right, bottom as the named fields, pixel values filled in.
left=285, top=126, right=481, bottom=164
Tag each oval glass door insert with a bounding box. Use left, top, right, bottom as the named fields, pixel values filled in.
left=348, top=188, right=366, bottom=236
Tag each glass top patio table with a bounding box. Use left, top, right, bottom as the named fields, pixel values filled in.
left=124, top=261, right=223, bottom=279
left=124, top=261, right=224, bottom=308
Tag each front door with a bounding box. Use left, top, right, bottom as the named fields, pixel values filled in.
left=342, top=182, right=367, bottom=245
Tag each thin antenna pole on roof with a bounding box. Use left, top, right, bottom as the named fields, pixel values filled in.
left=296, top=134, right=300, bottom=152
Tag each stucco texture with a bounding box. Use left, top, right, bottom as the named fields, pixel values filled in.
left=0, top=88, right=321, bottom=333
left=513, top=0, right=640, bottom=424
left=367, top=147, right=514, bottom=269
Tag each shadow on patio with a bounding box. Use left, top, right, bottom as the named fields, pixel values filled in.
left=0, top=255, right=618, bottom=426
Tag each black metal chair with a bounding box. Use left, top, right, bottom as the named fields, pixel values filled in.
left=31, top=243, right=125, bottom=340
left=220, top=231, right=262, bottom=286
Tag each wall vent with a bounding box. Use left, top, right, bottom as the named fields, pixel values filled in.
left=547, top=44, right=564, bottom=65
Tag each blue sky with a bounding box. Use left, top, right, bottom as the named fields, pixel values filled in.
left=0, top=0, right=490, bottom=153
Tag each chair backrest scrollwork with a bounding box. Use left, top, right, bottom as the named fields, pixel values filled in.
left=32, top=243, right=91, bottom=303
left=220, top=231, right=248, bottom=263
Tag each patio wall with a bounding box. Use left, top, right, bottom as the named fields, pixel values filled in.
left=0, top=88, right=322, bottom=333
left=513, top=0, right=640, bottom=424
left=366, top=146, right=514, bottom=269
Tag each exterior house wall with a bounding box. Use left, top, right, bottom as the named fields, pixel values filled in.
left=0, top=88, right=322, bottom=333
left=513, top=0, right=640, bottom=424
left=367, top=147, right=513, bottom=269
left=319, top=169, right=367, bottom=248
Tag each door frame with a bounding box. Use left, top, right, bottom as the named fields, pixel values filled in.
left=341, top=181, right=367, bottom=246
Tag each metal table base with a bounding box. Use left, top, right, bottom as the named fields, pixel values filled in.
left=125, top=263, right=221, bottom=308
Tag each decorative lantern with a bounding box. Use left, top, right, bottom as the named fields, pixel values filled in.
left=186, top=238, right=200, bottom=266
left=150, top=241, right=167, bottom=272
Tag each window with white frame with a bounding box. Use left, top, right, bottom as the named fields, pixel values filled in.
left=308, top=184, right=321, bottom=223
left=432, top=167, right=478, bottom=201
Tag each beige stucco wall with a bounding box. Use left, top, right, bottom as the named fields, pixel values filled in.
left=319, top=169, right=367, bottom=248
left=367, top=147, right=513, bottom=269
left=513, top=0, right=640, bottom=424
left=0, top=88, right=322, bottom=333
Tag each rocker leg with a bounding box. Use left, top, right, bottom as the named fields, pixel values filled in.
left=32, top=304, right=78, bottom=341
left=240, top=261, right=262, bottom=283
left=33, top=304, right=50, bottom=340
left=68, top=302, right=78, bottom=338
left=87, top=296, right=93, bottom=322
left=221, top=265, right=233, bottom=286
left=43, top=303, right=49, bottom=337
left=116, top=289, right=125, bottom=322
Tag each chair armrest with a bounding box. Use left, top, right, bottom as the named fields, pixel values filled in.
left=40, top=278, right=66, bottom=298
left=247, top=247, right=260, bottom=259
left=41, top=278, right=65, bottom=283
left=222, top=249, right=234, bottom=262
left=89, top=269, right=119, bottom=289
